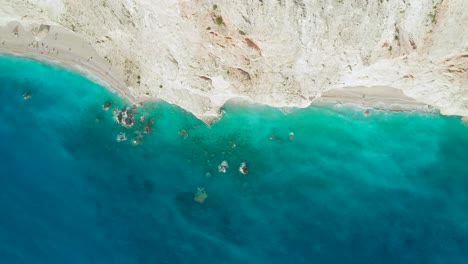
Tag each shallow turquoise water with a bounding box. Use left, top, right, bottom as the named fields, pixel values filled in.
left=0, top=55, right=467, bottom=263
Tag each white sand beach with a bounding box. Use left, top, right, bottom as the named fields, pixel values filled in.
left=0, top=21, right=134, bottom=103
left=0, top=0, right=467, bottom=122
left=317, top=86, right=434, bottom=112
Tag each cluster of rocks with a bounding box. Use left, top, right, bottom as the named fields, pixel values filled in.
left=197, top=161, right=250, bottom=204
left=112, top=107, right=135, bottom=127
left=102, top=102, right=156, bottom=145
left=217, top=160, right=248, bottom=175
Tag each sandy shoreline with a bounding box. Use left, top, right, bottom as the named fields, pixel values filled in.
left=316, top=87, right=435, bottom=113
left=0, top=21, right=136, bottom=103
left=0, top=21, right=465, bottom=123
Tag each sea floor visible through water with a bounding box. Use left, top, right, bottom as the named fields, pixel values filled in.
left=0, top=55, right=467, bottom=263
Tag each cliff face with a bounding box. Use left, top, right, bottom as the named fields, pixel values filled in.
left=1, top=0, right=467, bottom=120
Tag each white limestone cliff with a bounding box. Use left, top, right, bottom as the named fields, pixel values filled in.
left=1, top=0, right=467, bottom=121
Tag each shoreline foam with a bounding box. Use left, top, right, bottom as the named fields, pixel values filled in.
left=0, top=20, right=465, bottom=124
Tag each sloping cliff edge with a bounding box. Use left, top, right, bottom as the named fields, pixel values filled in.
left=1, top=0, right=467, bottom=122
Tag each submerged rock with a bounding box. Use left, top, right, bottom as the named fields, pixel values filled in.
left=228, top=141, right=237, bottom=148
left=218, top=160, right=229, bottom=173
left=144, top=123, right=152, bottom=134
left=178, top=128, right=189, bottom=139
left=131, top=135, right=143, bottom=146
left=125, top=116, right=134, bottom=127
left=103, top=102, right=111, bottom=110
left=194, top=187, right=208, bottom=203
left=116, top=132, right=127, bottom=142
left=239, top=162, right=248, bottom=175
left=363, top=109, right=371, bottom=117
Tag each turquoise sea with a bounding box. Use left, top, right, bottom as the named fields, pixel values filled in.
left=0, top=55, right=467, bottom=263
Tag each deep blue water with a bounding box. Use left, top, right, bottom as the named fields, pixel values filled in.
left=0, top=55, right=467, bottom=263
